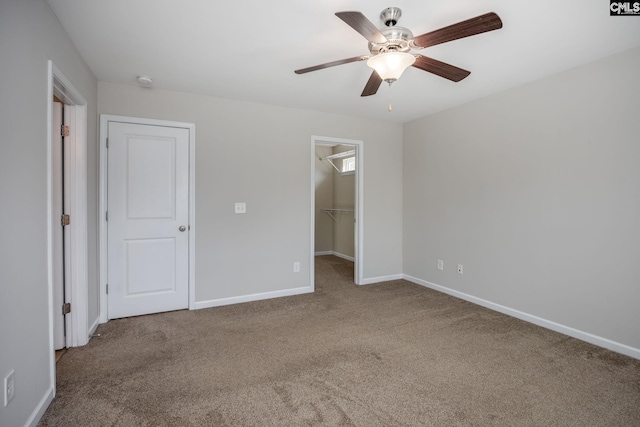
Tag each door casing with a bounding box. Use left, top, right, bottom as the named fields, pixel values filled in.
left=311, top=135, right=364, bottom=286
left=99, top=115, right=197, bottom=323
left=47, top=60, right=90, bottom=357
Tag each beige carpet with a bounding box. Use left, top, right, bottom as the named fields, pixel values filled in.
left=40, top=256, right=640, bottom=426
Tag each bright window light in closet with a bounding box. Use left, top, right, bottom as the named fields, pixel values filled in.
left=342, top=157, right=356, bottom=173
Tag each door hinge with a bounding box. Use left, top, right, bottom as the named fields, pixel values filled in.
left=105, top=211, right=108, bottom=221
left=62, top=302, right=71, bottom=315
left=61, top=125, right=70, bottom=137
left=61, top=214, right=70, bottom=226
left=106, top=137, right=109, bottom=148
left=106, top=283, right=109, bottom=294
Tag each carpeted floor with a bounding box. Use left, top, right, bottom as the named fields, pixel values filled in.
left=40, top=256, right=640, bottom=426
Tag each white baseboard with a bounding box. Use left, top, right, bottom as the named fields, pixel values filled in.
left=88, top=316, right=100, bottom=340
left=403, top=275, right=640, bottom=360
left=314, top=252, right=401, bottom=285
left=315, top=251, right=355, bottom=262
left=27, top=386, right=54, bottom=427
left=332, top=251, right=354, bottom=262
left=360, top=274, right=404, bottom=285
left=194, top=286, right=313, bottom=310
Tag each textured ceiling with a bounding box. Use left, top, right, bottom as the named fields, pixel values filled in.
left=47, top=0, right=640, bottom=123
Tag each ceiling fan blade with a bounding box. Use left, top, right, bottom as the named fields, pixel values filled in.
left=412, top=56, right=470, bottom=82
left=336, top=11, right=388, bottom=44
left=361, top=71, right=383, bottom=97
left=295, top=56, right=368, bottom=74
left=413, top=12, right=502, bottom=48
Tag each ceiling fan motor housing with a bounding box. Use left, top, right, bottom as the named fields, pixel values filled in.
left=368, top=26, right=414, bottom=55
left=369, top=8, right=414, bottom=55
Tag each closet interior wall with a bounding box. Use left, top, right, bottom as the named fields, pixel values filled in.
left=315, top=145, right=334, bottom=254
left=315, top=145, right=355, bottom=261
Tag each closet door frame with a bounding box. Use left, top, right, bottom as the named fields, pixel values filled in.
left=310, top=135, right=363, bottom=286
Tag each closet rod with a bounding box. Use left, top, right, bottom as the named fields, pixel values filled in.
left=319, top=150, right=356, bottom=161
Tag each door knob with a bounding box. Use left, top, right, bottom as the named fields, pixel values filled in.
left=179, top=226, right=187, bottom=232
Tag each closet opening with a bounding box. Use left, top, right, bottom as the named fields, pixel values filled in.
left=311, top=136, right=363, bottom=287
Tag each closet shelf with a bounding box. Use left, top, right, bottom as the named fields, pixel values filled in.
left=322, top=208, right=354, bottom=222
left=319, top=150, right=356, bottom=173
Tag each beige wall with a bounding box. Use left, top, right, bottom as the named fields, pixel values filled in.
left=403, top=47, right=640, bottom=351
left=98, top=82, right=404, bottom=303
left=332, top=145, right=356, bottom=259
left=314, top=145, right=334, bottom=253
left=0, top=1, right=98, bottom=425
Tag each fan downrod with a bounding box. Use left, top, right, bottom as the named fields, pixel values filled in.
left=380, top=7, right=402, bottom=27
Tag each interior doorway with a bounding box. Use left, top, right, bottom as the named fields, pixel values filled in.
left=311, top=136, right=363, bottom=286
left=47, top=60, right=90, bottom=355
left=105, top=119, right=191, bottom=319
left=51, top=98, right=70, bottom=352
left=99, top=115, right=197, bottom=323
left=46, top=61, right=90, bottom=395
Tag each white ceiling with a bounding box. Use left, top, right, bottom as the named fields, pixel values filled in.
left=47, top=0, right=640, bottom=123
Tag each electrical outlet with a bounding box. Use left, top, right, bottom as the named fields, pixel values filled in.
left=457, top=264, right=464, bottom=275
left=293, top=262, right=300, bottom=273
left=437, top=259, right=444, bottom=271
left=4, top=370, right=15, bottom=407
left=234, top=202, right=246, bottom=214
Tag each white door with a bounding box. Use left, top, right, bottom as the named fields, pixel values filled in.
left=52, top=101, right=65, bottom=349
left=107, top=122, right=190, bottom=319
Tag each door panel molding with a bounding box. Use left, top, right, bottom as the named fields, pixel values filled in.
left=99, top=115, right=196, bottom=323
left=106, top=121, right=189, bottom=318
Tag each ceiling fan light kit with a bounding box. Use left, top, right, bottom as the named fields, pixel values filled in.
left=294, top=7, right=503, bottom=97
left=367, top=51, right=415, bottom=84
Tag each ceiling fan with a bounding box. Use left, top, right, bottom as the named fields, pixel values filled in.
left=294, top=7, right=503, bottom=96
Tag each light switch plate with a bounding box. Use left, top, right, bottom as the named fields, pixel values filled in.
left=235, top=202, right=246, bottom=214
left=4, top=370, right=15, bottom=407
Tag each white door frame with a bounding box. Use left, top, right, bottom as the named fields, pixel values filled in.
left=311, top=135, right=364, bottom=286
left=99, top=115, right=197, bottom=323
left=46, top=60, right=90, bottom=359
